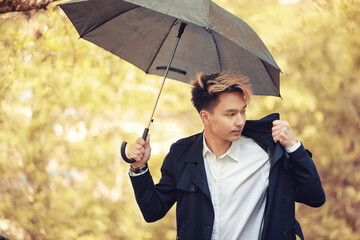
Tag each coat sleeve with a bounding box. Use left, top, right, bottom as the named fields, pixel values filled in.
left=129, top=144, right=178, bottom=222
left=287, top=144, right=326, bottom=207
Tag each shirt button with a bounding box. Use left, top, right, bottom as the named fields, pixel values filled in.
left=186, top=219, right=191, bottom=224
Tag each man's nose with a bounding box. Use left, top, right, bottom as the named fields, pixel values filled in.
left=235, top=114, right=245, bottom=126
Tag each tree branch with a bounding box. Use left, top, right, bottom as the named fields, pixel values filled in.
left=0, top=0, right=58, bottom=14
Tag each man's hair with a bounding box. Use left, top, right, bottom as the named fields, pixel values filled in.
left=190, top=72, right=253, bottom=113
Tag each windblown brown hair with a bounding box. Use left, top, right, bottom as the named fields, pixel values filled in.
left=190, top=72, right=253, bottom=113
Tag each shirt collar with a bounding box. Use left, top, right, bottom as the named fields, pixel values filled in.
left=202, top=134, right=241, bottom=162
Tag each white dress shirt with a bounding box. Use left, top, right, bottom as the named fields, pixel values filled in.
left=203, top=135, right=270, bottom=240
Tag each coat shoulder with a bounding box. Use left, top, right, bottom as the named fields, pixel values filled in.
left=173, top=133, right=202, bottom=146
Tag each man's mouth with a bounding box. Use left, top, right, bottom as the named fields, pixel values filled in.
left=232, top=129, right=243, bottom=134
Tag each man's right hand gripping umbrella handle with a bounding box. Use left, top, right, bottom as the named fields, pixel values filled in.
left=121, top=128, right=149, bottom=163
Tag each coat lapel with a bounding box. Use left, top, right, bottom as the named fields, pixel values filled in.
left=176, top=133, right=211, bottom=199
left=272, top=142, right=286, bottom=168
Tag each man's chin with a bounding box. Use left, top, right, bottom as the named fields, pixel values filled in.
left=230, top=133, right=242, bottom=141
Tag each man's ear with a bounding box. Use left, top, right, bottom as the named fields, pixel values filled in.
left=200, top=110, right=210, bottom=125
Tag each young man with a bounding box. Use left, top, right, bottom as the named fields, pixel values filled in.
left=127, top=72, right=325, bottom=240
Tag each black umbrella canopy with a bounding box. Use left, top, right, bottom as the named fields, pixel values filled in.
left=59, top=0, right=281, bottom=96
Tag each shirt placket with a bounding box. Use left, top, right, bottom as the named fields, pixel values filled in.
left=211, top=155, right=221, bottom=240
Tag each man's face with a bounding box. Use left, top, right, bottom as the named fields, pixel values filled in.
left=202, top=91, right=247, bottom=146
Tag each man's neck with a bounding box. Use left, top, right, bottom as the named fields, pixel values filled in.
left=204, top=131, right=232, bottom=158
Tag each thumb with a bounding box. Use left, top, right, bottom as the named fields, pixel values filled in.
left=145, top=134, right=151, bottom=147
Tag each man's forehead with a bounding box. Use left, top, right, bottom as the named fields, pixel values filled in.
left=211, top=91, right=246, bottom=112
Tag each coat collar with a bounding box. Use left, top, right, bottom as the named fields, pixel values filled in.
left=242, top=113, right=285, bottom=168
left=183, top=132, right=203, bottom=163
left=243, top=113, right=279, bottom=135
left=183, top=113, right=281, bottom=163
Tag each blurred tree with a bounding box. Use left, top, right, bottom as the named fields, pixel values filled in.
left=0, top=3, right=178, bottom=239
left=259, top=0, right=360, bottom=239
left=0, top=0, right=359, bottom=240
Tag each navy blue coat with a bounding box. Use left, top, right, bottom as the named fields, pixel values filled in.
left=130, top=113, right=325, bottom=240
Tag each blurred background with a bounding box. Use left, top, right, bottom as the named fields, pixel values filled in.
left=0, top=0, right=359, bottom=239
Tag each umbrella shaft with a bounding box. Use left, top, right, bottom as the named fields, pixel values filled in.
left=147, top=22, right=187, bottom=129
left=147, top=37, right=180, bottom=128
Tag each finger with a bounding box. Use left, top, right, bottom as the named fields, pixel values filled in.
left=272, top=128, right=286, bottom=137
left=272, top=127, right=287, bottom=141
left=272, top=124, right=283, bottom=133
left=272, top=120, right=281, bottom=126
left=272, top=124, right=284, bottom=135
left=273, top=123, right=292, bottom=135
left=271, top=126, right=284, bottom=133
left=128, top=147, right=142, bottom=159
left=272, top=120, right=288, bottom=129
left=273, top=129, right=291, bottom=142
left=272, top=120, right=286, bottom=127
left=129, top=150, right=145, bottom=162
left=273, top=120, right=291, bottom=128
left=132, top=143, right=146, bottom=152
left=273, top=134, right=284, bottom=143
left=136, top=137, right=146, bottom=146
left=133, top=148, right=145, bottom=159
left=272, top=124, right=282, bottom=132
left=128, top=142, right=146, bottom=160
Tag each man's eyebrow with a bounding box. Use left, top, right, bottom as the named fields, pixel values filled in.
left=224, top=105, right=247, bottom=112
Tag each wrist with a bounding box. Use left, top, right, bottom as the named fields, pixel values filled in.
left=285, top=139, right=301, bottom=153
left=284, top=138, right=297, bottom=148
left=130, top=163, right=148, bottom=174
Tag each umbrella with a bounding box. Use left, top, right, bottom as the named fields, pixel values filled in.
left=58, top=0, right=281, bottom=163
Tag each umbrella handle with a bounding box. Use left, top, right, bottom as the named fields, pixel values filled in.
left=121, top=128, right=149, bottom=163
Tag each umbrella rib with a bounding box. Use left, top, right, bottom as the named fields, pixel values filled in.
left=261, top=59, right=276, bottom=86
left=260, top=59, right=281, bottom=97
left=208, top=29, right=223, bottom=71
left=145, top=18, right=178, bottom=74
left=80, top=5, right=140, bottom=38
